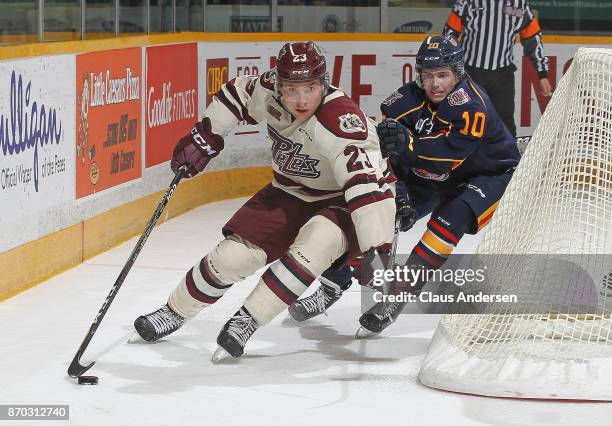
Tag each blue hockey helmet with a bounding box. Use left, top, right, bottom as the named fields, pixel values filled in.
left=415, top=34, right=465, bottom=87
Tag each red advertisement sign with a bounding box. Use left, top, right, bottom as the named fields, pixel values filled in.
left=206, top=58, right=229, bottom=106
left=76, top=48, right=142, bottom=199
left=145, top=43, right=198, bottom=168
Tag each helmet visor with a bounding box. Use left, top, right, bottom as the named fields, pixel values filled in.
left=279, top=81, right=324, bottom=102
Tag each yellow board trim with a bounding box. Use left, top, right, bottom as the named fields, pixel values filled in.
left=542, top=35, right=612, bottom=45
left=0, top=223, right=83, bottom=303
left=2, top=33, right=612, bottom=61
left=0, top=32, right=428, bottom=61
left=0, top=166, right=272, bottom=302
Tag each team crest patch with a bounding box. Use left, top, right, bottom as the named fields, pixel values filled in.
left=338, top=113, right=366, bottom=134
left=262, top=70, right=276, bottom=81
left=447, top=88, right=471, bottom=106
left=382, top=91, right=403, bottom=106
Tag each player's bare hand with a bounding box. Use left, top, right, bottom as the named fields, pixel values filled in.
left=540, top=78, right=553, bottom=97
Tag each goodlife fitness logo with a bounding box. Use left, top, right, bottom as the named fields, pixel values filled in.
left=147, top=81, right=196, bottom=129
left=206, top=58, right=229, bottom=107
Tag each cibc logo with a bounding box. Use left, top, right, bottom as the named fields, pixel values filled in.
left=206, top=58, right=229, bottom=106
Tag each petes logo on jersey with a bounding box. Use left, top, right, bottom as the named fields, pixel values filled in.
left=382, top=91, right=403, bottom=106
left=338, top=113, right=366, bottom=134
left=269, top=125, right=320, bottom=178
left=447, top=88, right=471, bottom=106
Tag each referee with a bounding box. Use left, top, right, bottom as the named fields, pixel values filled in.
left=443, top=0, right=552, bottom=137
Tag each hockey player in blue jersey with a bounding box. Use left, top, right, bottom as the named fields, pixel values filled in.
left=289, top=34, right=521, bottom=338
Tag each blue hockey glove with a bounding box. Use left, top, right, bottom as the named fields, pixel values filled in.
left=376, top=119, right=414, bottom=158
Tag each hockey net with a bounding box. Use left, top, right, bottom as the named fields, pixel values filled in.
left=418, top=48, right=612, bottom=400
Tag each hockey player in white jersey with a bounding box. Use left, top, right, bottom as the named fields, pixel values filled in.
left=133, top=42, right=396, bottom=361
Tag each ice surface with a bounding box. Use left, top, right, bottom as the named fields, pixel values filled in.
left=1, top=198, right=610, bottom=425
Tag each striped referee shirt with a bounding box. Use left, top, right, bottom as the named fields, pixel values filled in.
left=443, top=0, right=549, bottom=78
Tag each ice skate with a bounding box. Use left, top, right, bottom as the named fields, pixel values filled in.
left=355, top=300, right=406, bottom=339
left=212, top=307, right=259, bottom=362
left=288, top=281, right=343, bottom=322
left=133, top=304, right=186, bottom=342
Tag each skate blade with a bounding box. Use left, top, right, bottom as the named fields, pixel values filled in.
left=355, top=326, right=379, bottom=339
left=211, top=346, right=236, bottom=363
left=127, top=332, right=144, bottom=344
left=287, top=310, right=307, bottom=323
left=126, top=332, right=159, bottom=344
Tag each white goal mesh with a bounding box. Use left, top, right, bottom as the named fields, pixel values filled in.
left=418, top=48, right=612, bottom=400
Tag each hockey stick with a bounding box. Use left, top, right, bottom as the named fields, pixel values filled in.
left=380, top=216, right=402, bottom=294
left=387, top=216, right=402, bottom=269
left=67, top=165, right=187, bottom=379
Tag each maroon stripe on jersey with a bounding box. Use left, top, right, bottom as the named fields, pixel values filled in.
left=245, top=78, right=257, bottom=97
left=273, top=171, right=342, bottom=197
left=380, top=175, right=397, bottom=186
left=216, top=90, right=244, bottom=122
left=226, top=80, right=257, bottom=125
left=414, top=244, right=445, bottom=268
left=280, top=255, right=315, bottom=287
left=383, top=158, right=398, bottom=183
left=428, top=219, right=460, bottom=245
left=347, top=189, right=393, bottom=213
left=343, top=173, right=377, bottom=192
left=199, top=257, right=232, bottom=289
left=261, top=269, right=299, bottom=305
left=185, top=268, right=220, bottom=304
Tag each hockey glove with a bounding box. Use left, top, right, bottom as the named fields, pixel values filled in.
left=376, top=119, right=414, bottom=158
left=396, top=195, right=417, bottom=232
left=171, top=119, right=224, bottom=177
left=395, top=181, right=416, bottom=232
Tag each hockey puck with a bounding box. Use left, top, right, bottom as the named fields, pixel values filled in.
left=77, top=375, right=99, bottom=385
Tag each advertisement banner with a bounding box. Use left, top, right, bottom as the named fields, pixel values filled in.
left=197, top=41, right=428, bottom=148
left=0, top=55, right=75, bottom=245
left=198, top=40, right=609, bottom=146
left=76, top=48, right=142, bottom=198
left=145, top=43, right=198, bottom=168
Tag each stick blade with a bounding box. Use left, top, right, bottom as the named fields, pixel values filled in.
left=67, top=357, right=95, bottom=378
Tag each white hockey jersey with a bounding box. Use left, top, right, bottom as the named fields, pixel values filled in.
left=201, top=70, right=395, bottom=253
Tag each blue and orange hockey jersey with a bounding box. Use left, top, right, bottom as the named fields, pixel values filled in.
left=380, top=78, right=520, bottom=182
